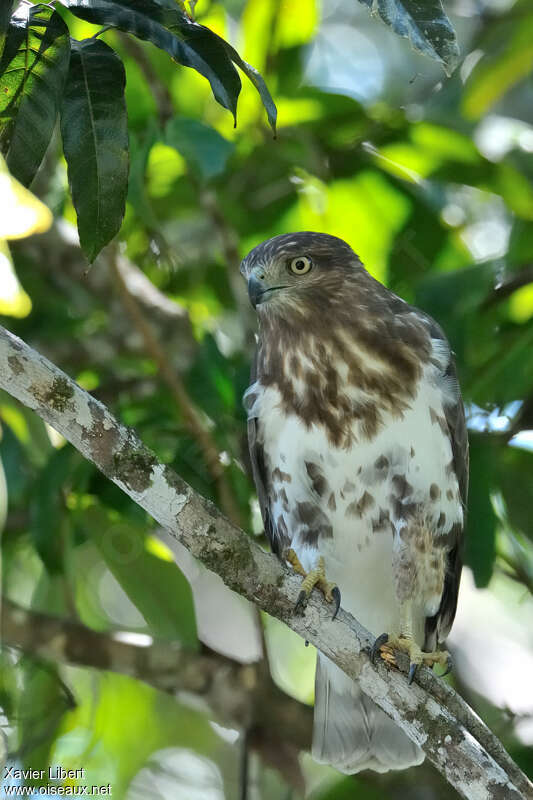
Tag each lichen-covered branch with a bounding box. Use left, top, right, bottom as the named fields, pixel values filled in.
left=0, top=324, right=531, bottom=800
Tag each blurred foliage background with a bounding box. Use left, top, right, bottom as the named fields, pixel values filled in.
left=1, top=0, right=533, bottom=797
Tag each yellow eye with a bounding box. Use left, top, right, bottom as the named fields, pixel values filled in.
left=289, top=256, right=312, bottom=275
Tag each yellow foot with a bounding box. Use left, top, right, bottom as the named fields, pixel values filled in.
left=285, top=548, right=341, bottom=619
left=371, top=633, right=452, bottom=684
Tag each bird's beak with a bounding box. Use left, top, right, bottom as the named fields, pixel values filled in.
left=247, top=271, right=288, bottom=309
left=247, top=273, right=266, bottom=309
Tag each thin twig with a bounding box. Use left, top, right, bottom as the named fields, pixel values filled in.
left=481, top=265, right=533, bottom=309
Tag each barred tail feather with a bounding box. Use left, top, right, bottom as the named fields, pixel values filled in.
left=312, top=653, right=424, bottom=774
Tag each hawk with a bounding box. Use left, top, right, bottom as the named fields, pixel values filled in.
left=241, top=232, right=468, bottom=773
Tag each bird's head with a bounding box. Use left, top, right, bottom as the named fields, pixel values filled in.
left=240, top=232, right=362, bottom=314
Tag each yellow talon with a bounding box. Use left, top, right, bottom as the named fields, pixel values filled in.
left=285, top=549, right=341, bottom=618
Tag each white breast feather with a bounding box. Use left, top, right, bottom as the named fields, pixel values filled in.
left=249, top=352, right=463, bottom=641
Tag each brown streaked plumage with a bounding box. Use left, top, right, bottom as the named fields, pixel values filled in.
left=242, top=232, right=468, bottom=774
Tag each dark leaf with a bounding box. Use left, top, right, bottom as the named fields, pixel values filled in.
left=61, top=0, right=277, bottom=131
left=0, top=5, right=70, bottom=186
left=468, top=322, right=533, bottom=408
left=464, top=435, right=497, bottom=587
left=60, top=38, right=129, bottom=262
left=61, top=0, right=241, bottom=121
left=0, top=2, right=15, bottom=61
left=356, top=0, right=459, bottom=75
left=223, top=42, right=277, bottom=133
left=29, top=446, right=78, bottom=573
left=498, top=446, right=533, bottom=542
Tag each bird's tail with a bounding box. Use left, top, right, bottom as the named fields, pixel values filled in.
left=312, top=653, right=424, bottom=774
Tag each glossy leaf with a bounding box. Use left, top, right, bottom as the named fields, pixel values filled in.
left=63, top=0, right=238, bottom=116
left=356, top=0, right=460, bottom=75
left=165, top=117, right=234, bottom=181
left=61, top=0, right=276, bottom=131
left=60, top=38, right=129, bottom=262
left=0, top=5, right=70, bottom=186
left=223, top=42, right=277, bottom=133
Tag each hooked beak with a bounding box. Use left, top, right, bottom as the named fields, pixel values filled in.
left=247, top=273, right=287, bottom=309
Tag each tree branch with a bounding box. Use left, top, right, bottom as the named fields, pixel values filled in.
left=0, top=324, right=531, bottom=800
left=1, top=598, right=311, bottom=749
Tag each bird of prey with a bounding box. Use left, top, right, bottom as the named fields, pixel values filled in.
left=241, top=232, right=468, bottom=774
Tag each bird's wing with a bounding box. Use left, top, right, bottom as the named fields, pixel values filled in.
left=424, top=319, right=469, bottom=647
left=244, top=351, right=284, bottom=556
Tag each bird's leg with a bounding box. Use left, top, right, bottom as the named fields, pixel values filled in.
left=373, top=599, right=452, bottom=684
left=285, top=548, right=341, bottom=619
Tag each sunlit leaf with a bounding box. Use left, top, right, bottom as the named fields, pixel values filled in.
left=52, top=672, right=227, bottom=799
left=281, top=170, right=411, bottom=284
left=275, top=0, right=318, bottom=48
left=508, top=284, right=533, bottom=324
left=0, top=240, right=31, bottom=317
left=0, top=4, right=70, bottom=186
left=356, top=0, right=460, bottom=75
left=60, top=38, right=129, bottom=262
left=462, top=15, right=533, bottom=119
left=0, top=154, right=52, bottom=239
left=494, top=162, right=533, bottom=221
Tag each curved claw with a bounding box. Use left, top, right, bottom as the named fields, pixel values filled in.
left=331, top=586, right=341, bottom=620
left=371, top=632, right=389, bottom=663
left=408, top=662, right=418, bottom=685
left=294, top=590, right=307, bottom=615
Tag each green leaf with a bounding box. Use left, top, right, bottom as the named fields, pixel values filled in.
left=61, top=0, right=277, bottom=131
left=462, top=14, right=533, bottom=119
left=60, top=38, right=129, bottom=262
left=0, top=2, right=15, bottom=61
left=87, top=506, right=198, bottom=647
left=498, top=446, right=533, bottom=542
left=356, top=0, right=459, bottom=76
left=62, top=0, right=241, bottom=121
left=165, top=117, right=234, bottom=180
left=18, top=658, right=74, bottom=787
left=468, top=322, right=533, bottom=407
left=29, top=446, right=79, bottom=573
left=464, top=436, right=497, bottom=587
left=223, top=43, right=277, bottom=133
left=0, top=5, right=70, bottom=186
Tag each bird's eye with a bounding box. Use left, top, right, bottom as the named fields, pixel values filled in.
left=289, top=256, right=312, bottom=275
